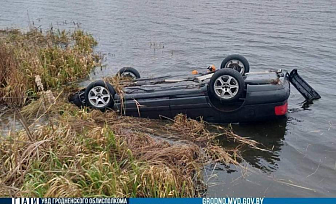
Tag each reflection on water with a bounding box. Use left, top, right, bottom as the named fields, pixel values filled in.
left=0, top=108, right=24, bottom=136
left=207, top=119, right=287, bottom=174
left=232, top=119, right=287, bottom=173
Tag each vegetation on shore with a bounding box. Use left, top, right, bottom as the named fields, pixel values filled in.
left=0, top=28, right=99, bottom=107
left=0, top=28, right=260, bottom=197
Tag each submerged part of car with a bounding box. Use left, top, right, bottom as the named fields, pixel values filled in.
left=68, top=55, right=320, bottom=123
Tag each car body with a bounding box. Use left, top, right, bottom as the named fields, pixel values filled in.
left=69, top=55, right=319, bottom=123
left=112, top=70, right=290, bottom=123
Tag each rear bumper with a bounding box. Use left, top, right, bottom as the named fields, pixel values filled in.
left=244, top=75, right=290, bottom=105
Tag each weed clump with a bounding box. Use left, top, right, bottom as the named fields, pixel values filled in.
left=0, top=45, right=28, bottom=106
left=0, top=28, right=100, bottom=107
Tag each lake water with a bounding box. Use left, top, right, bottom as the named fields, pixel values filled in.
left=1, top=0, right=336, bottom=197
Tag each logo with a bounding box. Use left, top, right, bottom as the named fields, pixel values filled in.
left=12, top=198, right=40, bottom=204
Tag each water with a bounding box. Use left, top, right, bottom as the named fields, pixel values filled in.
left=1, top=0, right=336, bottom=197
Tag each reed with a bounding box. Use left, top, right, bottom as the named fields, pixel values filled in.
left=0, top=28, right=100, bottom=107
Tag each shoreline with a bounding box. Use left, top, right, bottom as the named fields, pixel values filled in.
left=0, top=28, right=261, bottom=197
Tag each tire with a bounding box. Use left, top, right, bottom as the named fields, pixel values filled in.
left=209, top=69, right=245, bottom=102
left=117, top=67, right=140, bottom=79
left=68, top=89, right=85, bottom=107
left=84, top=80, right=116, bottom=110
left=220, top=54, right=250, bottom=75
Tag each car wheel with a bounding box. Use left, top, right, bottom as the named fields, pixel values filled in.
left=220, top=54, right=250, bottom=75
left=68, top=89, right=86, bottom=107
left=117, top=67, right=140, bottom=79
left=209, top=69, right=245, bottom=102
left=84, top=80, right=116, bottom=110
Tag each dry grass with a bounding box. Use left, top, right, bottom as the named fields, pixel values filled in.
left=1, top=100, right=200, bottom=197
left=0, top=28, right=100, bottom=107
left=0, top=45, right=28, bottom=106
left=0, top=96, right=262, bottom=197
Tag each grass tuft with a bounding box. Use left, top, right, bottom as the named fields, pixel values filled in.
left=0, top=27, right=100, bottom=107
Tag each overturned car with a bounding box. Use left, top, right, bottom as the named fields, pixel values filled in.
left=69, top=55, right=320, bottom=123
